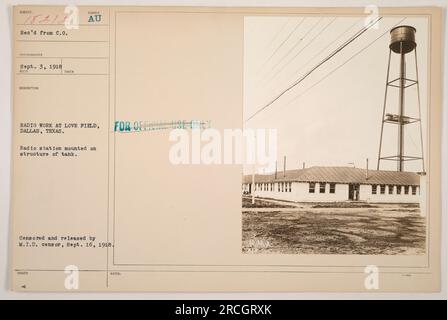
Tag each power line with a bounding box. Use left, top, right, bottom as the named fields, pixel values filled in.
left=283, top=18, right=406, bottom=109
left=264, top=17, right=324, bottom=79
left=245, top=16, right=383, bottom=122
left=264, top=18, right=291, bottom=50
left=259, top=18, right=306, bottom=70
left=247, top=17, right=381, bottom=122
left=266, top=17, right=337, bottom=84
left=262, top=18, right=361, bottom=107
left=285, top=17, right=362, bottom=86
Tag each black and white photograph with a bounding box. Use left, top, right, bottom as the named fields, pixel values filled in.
left=242, top=15, right=429, bottom=255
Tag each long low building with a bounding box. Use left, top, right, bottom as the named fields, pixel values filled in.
left=242, top=166, right=423, bottom=203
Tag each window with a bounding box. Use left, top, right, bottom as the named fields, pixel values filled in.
left=329, top=183, right=336, bottom=194
left=372, top=185, right=377, bottom=195
left=309, top=182, right=315, bottom=193
left=289, top=182, right=292, bottom=192
left=285, top=182, right=288, bottom=192
left=388, top=185, right=394, bottom=194
left=319, top=183, right=326, bottom=193
left=404, top=186, right=409, bottom=194
left=380, top=185, right=385, bottom=194
left=396, top=186, right=402, bottom=195
left=411, top=186, right=417, bottom=195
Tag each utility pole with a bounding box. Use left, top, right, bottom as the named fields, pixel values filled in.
left=283, top=156, right=286, bottom=177
left=275, top=161, right=277, bottom=179
left=251, top=164, right=255, bottom=205
left=366, top=158, right=369, bottom=180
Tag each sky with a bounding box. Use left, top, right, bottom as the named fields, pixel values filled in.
left=243, top=15, right=428, bottom=174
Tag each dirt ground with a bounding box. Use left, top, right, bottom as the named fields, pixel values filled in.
left=242, top=197, right=296, bottom=208
left=242, top=199, right=426, bottom=255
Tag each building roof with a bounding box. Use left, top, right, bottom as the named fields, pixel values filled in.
left=243, top=166, right=421, bottom=186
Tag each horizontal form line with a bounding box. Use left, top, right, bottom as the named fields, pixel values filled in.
left=17, top=73, right=109, bottom=76
left=16, top=40, right=108, bottom=43
left=14, top=269, right=432, bottom=274
left=16, top=56, right=109, bottom=59
left=16, top=24, right=109, bottom=26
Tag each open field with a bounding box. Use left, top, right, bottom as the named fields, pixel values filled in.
left=242, top=200, right=425, bottom=255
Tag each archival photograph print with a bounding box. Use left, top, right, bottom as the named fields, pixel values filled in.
left=242, top=15, right=428, bottom=255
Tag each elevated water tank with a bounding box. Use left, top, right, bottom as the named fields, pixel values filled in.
left=389, top=25, right=416, bottom=54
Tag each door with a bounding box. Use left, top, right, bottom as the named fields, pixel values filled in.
left=348, top=184, right=360, bottom=200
